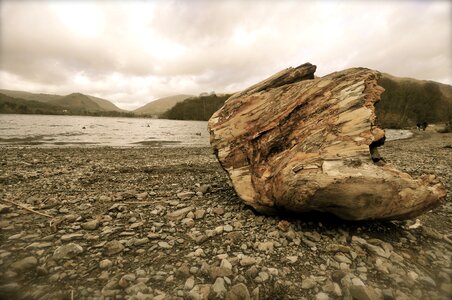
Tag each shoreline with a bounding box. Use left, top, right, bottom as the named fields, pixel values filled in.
left=0, top=133, right=451, bottom=299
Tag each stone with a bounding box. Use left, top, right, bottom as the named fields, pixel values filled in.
left=287, top=255, right=298, bottom=263
left=209, top=266, right=232, bottom=279
left=166, top=207, right=193, bottom=221
left=60, top=233, right=84, bottom=242
left=302, top=277, right=317, bottom=289
left=184, top=276, right=195, bottom=290
left=349, top=284, right=380, bottom=300
left=9, top=256, right=37, bottom=271
left=256, top=241, right=274, bottom=252
left=177, top=191, right=195, bottom=199
left=0, top=204, right=11, bottom=214
left=99, top=259, right=113, bottom=269
left=224, top=224, right=233, bottom=232
left=82, top=219, right=100, bottom=230
left=53, top=243, right=84, bottom=260
left=158, top=241, right=172, bottom=249
left=104, top=240, right=124, bottom=255
left=226, top=283, right=250, bottom=300
left=194, top=209, right=206, bottom=219
left=210, top=278, right=227, bottom=299
left=208, top=63, right=445, bottom=220
left=240, top=256, right=256, bottom=266
left=315, top=292, right=330, bottom=300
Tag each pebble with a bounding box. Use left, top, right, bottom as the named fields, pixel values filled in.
left=226, top=283, right=250, bottom=300
left=158, top=241, right=172, bottom=249
left=60, top=233, right=84, bottom=242
left=82, top=219, right=100, bottom=230
left=53, top=243, right=84, bottom=260
left=99, top=259, right=113, bottom=269
left=240, top=256, right=256, bottom=266
left=9, top=256, right=38, bottom=271
left=104, top=240, right=124, bottom=255
left=210, top=277, right=227, bottom=299
left=302, top=277, right=317, bottom=289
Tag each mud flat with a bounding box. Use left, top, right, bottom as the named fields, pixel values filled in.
left=0, top=131, right=451, bottom=299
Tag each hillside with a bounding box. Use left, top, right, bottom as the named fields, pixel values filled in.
left=376, top=73, right=452, bottom=128
left=162, top=94, right=231, bottom=121
left=0, top=93, right=63, bottom=115
left=0, top=89, right=62, bottom=102
left=0, top=89, right=124, bottom=112
left=49, top=93, right=103, bottom=112
left=134, top=94, right=193, bottom=116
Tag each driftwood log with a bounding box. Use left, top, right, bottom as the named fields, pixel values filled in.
left=208, top=63, right=445, bottom=220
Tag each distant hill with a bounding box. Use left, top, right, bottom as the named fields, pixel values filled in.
left=49, top=93, right=103, bottom=112
left=376, top=73, right=452, bottom=128
left=162, top=94, right=232, bottom=121
left=0, top=93, right=64, bottom=115
left=0, top=91, right=133, bottom=117
left=0, top=89, right=125, bottom=113
left=0, top=89, right=62, bottom=102
left=134, top=94, right=193, bottom=116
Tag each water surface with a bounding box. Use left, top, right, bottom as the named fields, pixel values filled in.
left=0, top=114, right=209, bottom=147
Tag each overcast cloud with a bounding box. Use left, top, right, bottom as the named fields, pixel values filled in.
left=0, top=0, right=450, bottom=110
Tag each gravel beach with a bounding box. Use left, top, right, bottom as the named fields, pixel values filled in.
left=0, top=131, right=451, bottom=300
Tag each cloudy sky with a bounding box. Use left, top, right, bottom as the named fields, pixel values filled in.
left=1, top=0, right=451, bottom=110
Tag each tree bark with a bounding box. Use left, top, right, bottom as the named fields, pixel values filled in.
left=208, top=63, right=445, bottom=220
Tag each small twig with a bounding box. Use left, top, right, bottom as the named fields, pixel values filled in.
left=1, top=199, right=53, bottom=218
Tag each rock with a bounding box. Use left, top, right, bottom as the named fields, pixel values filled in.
left=99, top=259, right=113, bottom=269
left=209, top=266, right=232, bottom=279
left=440, top=283, right=452, bottom=295
left=212, top=207, right=225, bottom=215
left=256, top=241, right=274, bottom=252
left=349, top=284, right=380, bottom=300
left=82, top=219, right=100, bottom=230
left=60, top=233, right=84, bottom=242
left=315, top=292, right=330, bottom=300
left=53, top=243, right=84, bottom=260
left=0, top=283, right=20, bottom=298
left=9, top=256, right=37, bottom=271
left=194, top=209, right=206, bottom=219
left=158, top=241, right=172, bottom=249
left=210, top=278, right=227, bottom=299
left=225, top=283, right=250, bottom=300
left=240, top=256, right=256, bottom=267
left=221, top=259, right=233, bottom=270
left=185, top=276, right=195, bottom=290
left=0, top=204, right=11, bottom=214
left=286, top=255, right=298, bottom=263
left=177, top=191, right=195, bottom=199
left=167, top=207, right=193, bottom=221
left=104, top=240, right=124, bottom=255
left=119, top=274, right=136, bottom=288
left=208, top=63, right=445, bottom=220
left=301, top=277, right=316, bottom=289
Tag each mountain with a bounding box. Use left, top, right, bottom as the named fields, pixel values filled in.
left=376, top=73, right=452, bottom=128
left=162, top=94, right=232, bottom=121
left=0, top=89, right=62, bottom=102
left=134, top=94, right=193, bottom=116
left=0, top=93, right=63, bottom=115
left=0, top=89, right=124, bottom=112
left=85, top=95, right=125, bottom=112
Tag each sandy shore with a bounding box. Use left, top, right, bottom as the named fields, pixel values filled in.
left=0, top=132, right=451, bottom=299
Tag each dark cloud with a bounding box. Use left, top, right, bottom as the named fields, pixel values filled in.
left=0, top=0, right=450, bottom=110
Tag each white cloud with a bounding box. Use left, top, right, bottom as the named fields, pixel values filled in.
left=0, top=0, right=450, bottom=110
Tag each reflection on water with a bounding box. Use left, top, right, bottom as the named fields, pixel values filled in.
left=0, top=114, right=210, bottom=147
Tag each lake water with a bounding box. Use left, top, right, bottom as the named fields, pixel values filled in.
left=0, top=114, right=413, bottom=147
left=0, top=114, right=210, bottom=147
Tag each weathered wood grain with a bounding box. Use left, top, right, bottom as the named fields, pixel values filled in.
left=208, top=63, right=445, bottom=220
